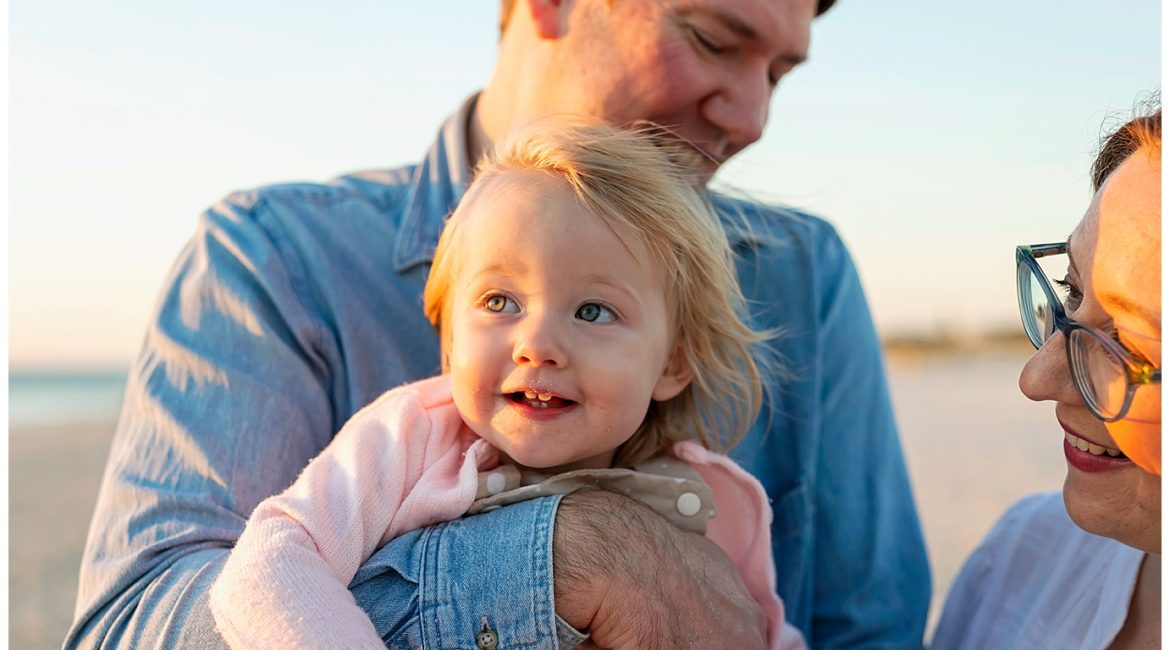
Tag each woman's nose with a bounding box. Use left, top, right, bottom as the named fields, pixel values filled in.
left=1019, top=332, right=1082, bottom=405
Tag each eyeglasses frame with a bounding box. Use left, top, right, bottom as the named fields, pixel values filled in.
left=1015, top=242, right=1161, bottom=422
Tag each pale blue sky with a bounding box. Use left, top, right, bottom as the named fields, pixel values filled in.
left=10, top=1, right=1161, bottom=367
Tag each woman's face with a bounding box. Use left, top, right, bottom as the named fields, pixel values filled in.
left=1018, top=145, right=1161, bottom=554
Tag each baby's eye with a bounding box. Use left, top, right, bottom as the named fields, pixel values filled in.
left=484, top=294, right=519, bottom=314
left=576, top=302, right=616, bottom=324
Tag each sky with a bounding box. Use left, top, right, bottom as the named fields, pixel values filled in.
left=9, top=1, right=1162, bottom=369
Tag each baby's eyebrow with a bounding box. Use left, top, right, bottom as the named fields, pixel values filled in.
left=469, top=261, right=524, bottom=281
left=582, top=274, right=643, bottom=305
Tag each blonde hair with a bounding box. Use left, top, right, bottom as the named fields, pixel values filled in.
left=424, top=121, right=772, bottom=467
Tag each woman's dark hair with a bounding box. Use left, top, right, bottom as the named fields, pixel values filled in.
left=1092, top=99, right=1161, bottom=191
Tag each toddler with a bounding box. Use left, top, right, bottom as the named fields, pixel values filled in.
left=209, top=122, right=804, bottom=650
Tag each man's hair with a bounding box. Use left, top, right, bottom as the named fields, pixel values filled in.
left=499, top=0, right=838, bottom=37
left=1092, top=97, right=1161, bottom=191
left=423, top=121, right=771, bottom=467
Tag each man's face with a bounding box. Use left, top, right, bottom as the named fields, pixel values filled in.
left=546, top=0, right=816, bottom=177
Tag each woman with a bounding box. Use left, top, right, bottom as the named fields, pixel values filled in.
left=933, top=105, right=1161, bottom=649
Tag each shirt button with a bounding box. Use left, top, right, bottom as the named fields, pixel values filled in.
left=485, top=471, right=507, bottom=495
left=477, top=617, right=499, bottom=650
left=676, top=492, right=702, bottom=517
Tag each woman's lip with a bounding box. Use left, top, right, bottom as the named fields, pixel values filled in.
left=1056, top=417, right=1120, bottom=452
left=1063, top=438, right=1133, bottom=473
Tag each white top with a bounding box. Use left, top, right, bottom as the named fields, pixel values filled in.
left=931, top=492, right=1145, bottom=650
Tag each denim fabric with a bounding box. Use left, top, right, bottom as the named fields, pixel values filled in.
left=66, top=94, right=930, bottom=649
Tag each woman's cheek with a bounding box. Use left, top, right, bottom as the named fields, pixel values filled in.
left=1106, top=416, right=1161, bottom=476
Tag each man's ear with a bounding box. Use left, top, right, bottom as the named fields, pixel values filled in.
left=525, top=0, right=572, bottom=40
left=651, top=340, right=694, bottom=402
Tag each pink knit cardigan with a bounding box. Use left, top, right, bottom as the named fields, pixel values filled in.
left=209, top=375, right=805, bottom=649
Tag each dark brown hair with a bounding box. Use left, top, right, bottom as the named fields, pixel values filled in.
left=1092, top=100, right=1161, bottom=191
left=500, top=0, right=838, bottom=37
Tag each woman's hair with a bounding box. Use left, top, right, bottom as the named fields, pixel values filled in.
left=424, top=121, right=771, bottom=467
left=1092, top=98, right=1161, bottom=191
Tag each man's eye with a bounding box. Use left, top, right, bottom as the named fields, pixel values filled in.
left=576, top=302, right=617, bottom=324
left=484, top=294, right=519, bottom=313
left=690, top=27, right=725, bottom=55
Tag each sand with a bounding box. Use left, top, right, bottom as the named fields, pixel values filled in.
left=9, top=347, right=1069, bottom=647
left=10, top=419, right=117, bottom=650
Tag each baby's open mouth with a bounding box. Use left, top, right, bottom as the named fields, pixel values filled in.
left=508, top=391, right=576, bottom=410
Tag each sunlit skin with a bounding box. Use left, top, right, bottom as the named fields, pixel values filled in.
left=1018, top=146, right=1161, bottom=555
left=474, top=0, right=817, bottom=180
left=445, top=171, right=692, bottom=473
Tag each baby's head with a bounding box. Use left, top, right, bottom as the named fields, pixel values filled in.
left=424, top=121, right=767, bottom=471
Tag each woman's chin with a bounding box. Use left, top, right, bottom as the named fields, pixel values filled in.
left=1062, top=468, right=1161, bottom=553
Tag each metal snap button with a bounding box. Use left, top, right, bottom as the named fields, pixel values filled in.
left=676, top=492, right=702, bottom=517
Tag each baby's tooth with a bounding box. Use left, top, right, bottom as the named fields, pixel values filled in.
left=1106, top=449, right=1121, bottom=457
left=1074, top=438, right=1090, bottom=452
left=538, top=392, right=552, bottom=402
left=525, top=390, right=537, bottom=399
left=1087, top=443, right=1105, bottom=456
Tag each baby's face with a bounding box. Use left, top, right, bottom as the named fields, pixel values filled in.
left=445, top=171, right=691, bottom=472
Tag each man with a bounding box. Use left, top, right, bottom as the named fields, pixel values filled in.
left=67, top=1, right=930, bottom=648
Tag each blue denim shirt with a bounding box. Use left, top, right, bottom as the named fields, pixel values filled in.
left=66, top=95, right=930, bottom=649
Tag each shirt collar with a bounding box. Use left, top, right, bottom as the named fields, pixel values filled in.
left=393, top=93, right=477, bottom=273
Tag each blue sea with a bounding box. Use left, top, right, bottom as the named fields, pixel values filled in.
left=9, top=371, right=129, bottom=430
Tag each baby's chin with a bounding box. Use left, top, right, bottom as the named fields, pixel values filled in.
left=495, top=444, right=613, bottom=474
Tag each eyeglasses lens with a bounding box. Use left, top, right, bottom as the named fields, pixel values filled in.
left=1068, top=328, right=1128, bottom=419
left=1022, top=264, right=1056, bottom=348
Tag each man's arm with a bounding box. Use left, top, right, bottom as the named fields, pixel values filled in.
left=808, top=226, right=931, bottom=648
left=66, top=194, right=336, bottom=648
left=552, top=490, right=770, bottom=650
left=64, top=193, right=577, bottom=649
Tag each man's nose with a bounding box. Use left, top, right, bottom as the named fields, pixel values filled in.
left=703, top=74, right=770, bottom=151
left=512, top=316, right=567, bottom=368
left=1019, top=332, right=1081, bottom=405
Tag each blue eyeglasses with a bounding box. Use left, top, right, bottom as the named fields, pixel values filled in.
left=1016, top=242, right=1160, bottom=422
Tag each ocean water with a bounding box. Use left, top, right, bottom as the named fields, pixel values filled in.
left=9, top=371, right=129, bottom=430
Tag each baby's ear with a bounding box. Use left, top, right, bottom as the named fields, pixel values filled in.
left=651, top=340, right=693, bottom=401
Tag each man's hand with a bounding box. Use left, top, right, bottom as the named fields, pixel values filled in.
left=553, top=490, right=768, bottom=650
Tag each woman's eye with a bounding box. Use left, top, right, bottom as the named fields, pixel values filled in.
left=484, top=294, right=519, bottom=314
left=1053, top=277, right=1083, bottom=310
left=576, top=302, right=616, bottom=324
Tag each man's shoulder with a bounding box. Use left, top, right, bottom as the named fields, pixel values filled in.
left=709, top=192, right=850, bottom=275
left=710, top=193, right=842, bottom=245
left=215, top=164, right=420, bottom=224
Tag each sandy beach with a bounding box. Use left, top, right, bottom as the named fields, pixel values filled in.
left=10, top=418, right=118, bottom=650
left=9, top=346, right=1066, bottom=648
